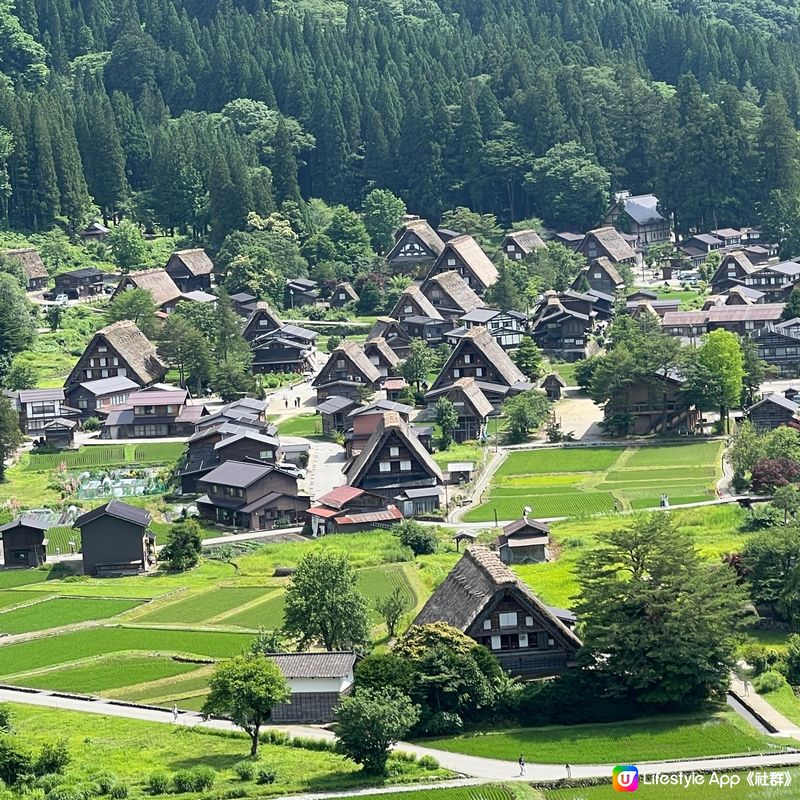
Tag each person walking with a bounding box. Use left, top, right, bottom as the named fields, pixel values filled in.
left=565, top=764, right=572, bottom=779
left=172, top=705, right=179, bottom=723
left=518, top=755, right=526, bottom=776
left=284, top=397, right=289, bottom=409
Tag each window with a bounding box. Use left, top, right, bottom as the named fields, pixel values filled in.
left=525, top=615, right=533, bottom=626
left=518, top=632, right=528, bottom=648
left=515, top=253, right=522, bottom=260
left=400, top=460, right=412, bottom=471
left=98, top=345, right=107, bottom=353
left=390, top=446, right=399, bottom=457
left=499, top=612, right=517, bottom=627
left=498, top=634, right=520, bottom=650
left=506, top=245, right=514, bottom=252
left=476, top=367, right=483, bottom=377
left=483, top=619, right=491, bottom=630
left=490, top=635, right=501, bottom=650
left=464, top=354, right=471, bottom=364
left=404, top=305, right=412, bottom=314
left=593, top=272, right=602, bottom=279
left=339, top=293, right=346, bottom=300
left=447, top=257, right=456, bottom=266
left=259, top=450, right=271, bottom=459
left=78, top=399, right=88, bottom=409
left=453, top=368, right=460, bottom=377
left=379, top=461, right=391, bottom=472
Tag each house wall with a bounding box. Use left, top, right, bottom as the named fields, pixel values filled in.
left=755, top=332, right=800, bottom=377
left=68, top=338, right=139, bottom=387
left=271, top=690, right=347, bottom=723
left=80, top=517, right=148, bottom=575
left=499, top=543, right=547, bottom=565
left=2, top=527, right=46, bottom=566
left=748, top=404, right=797, bottom=432
left=67, top=385, right=134, bottom=420
left=355, top=430, right=436, bottom=496
left=387, top=231, right=438, bottom=276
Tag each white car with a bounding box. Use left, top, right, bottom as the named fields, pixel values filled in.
left=54, top=294, right=69, bottom=305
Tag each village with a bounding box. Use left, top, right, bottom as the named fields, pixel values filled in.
left=2, top=190, right=800, bottom=800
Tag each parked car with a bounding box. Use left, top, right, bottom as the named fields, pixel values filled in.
left=54, top=293, right=69, bottom=305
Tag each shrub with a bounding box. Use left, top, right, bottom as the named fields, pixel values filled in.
left=34, top=740, right=70, bottom=776
left=255, top=769, right=276, bottom=786
left=393, top=520, right=437, bottom=556
left=740, top=643, right=782, bottom=676
left=34, top=775, right=62, bottom=793
left=145, top=773, right=169, bottom=795
left=0, top=735, right=34, bottom=785
left=784, top=634, right=800, bottom=685
left=416, top=710, right=463, bottom=736
left=233, top=762, right=255, bottom=782
left=48, top=787, right=88, bottom=800
left=81, top=417, right=101, bottom=432
left=417, top=755, right=439, bottom=770
left=92, top=774, right=116, bottom=795
left=109, top=786, right=127, bottom=799
left=0, top=704, right=11, bottom=732
left=754, top=669, right=787, bottom=693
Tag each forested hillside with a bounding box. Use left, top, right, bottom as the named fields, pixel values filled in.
left=2, top=0, right=800, bottom=244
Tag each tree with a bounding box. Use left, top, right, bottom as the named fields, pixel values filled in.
left=783, top=287, right=800, bottom=322
left=160, top=519, right=202, bottom=571
left=728, top=422, right=766, bottom=477
left=742, top=526, right=800, bottom=618
left=283, top=551, right=370, bottom=650
left=512, top=336, right=544, bottom=382
left=107, top=288, right=158, bottom=338
left=4, top=361, right=36, bottom=390
left=751, top=458, right=800, bottom=493
left=394, top=519, right=438, bottom=556
left=106, top=220, right=147, bottom=272
left=375, top=587, right=406, bottom=639
left=354, top=653, right=417, bottom=696
left=440, top=207, right=502, bottom=249
left=335, top=688, right=419, bottom=774
left=740, top=336, right=765, bottom=408
left=0, top=272, right=35, bottom=381
left=526, top=243, right=586, bottom=293
left=401, top=338, right=434, bottom=392
left=772, top=486, right=800, bottom=524
left=159, top=315, right=209, bottom=389
left=249, top=628, right=286, bottom=655
left=44, top=304, right=64, bottom=332
left=575, top=515, right=747, bottom=707
left=434, top=397, right=458, bottom=450
left=202, top=655, right=290, bottom=756
left=502, top=390, right=551, bottom=444
left=0, top=397, right=23, bottom=482
left=325, top=205, right=373, bottom=263
left=362, top=189, right=405, bottom=254
left=766, top=427, right=800, bottom=463
left=784, top=634, right=800, bottom=684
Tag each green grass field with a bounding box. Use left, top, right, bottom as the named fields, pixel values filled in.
left=0, top=589, right=49, bottom=609
left=135, top=586, right=273, bottom=624
left=0, top=597, right=141, bottom=635
left=17, top=655, right=203, bottom=694
left=466, top=442, right=723, bottom=521
left=353, top=789, right=514, bottom=800
left=5, top=704, right=445, bottom=797
left=24, top=443, right=184, bottom=472
left=276, top=412, right=321, bottom=437
left=421, top=712, right=788, bottom=764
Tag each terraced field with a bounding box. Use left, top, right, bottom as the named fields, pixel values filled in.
left=0, top=597, right=142, bottom=635
left=134, top=586, right=273, bottom=624
left=464, top=442, right=724, bottom=522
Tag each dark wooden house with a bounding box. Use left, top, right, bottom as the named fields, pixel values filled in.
left=366, top=317, right=412, bottom=359
left=553, top=231, right=584, bottom=250
left=196, top=460, right=309, bottom=530
left=447, top=307, right=527, bottom=350
left=78, top=221, right=109, bottom=241
left=746, top=394, right=800, bottom=432
left=312, top=340, right=381, bottom=403
left=243, top=302, right=284, bottom=343
left=330, top=281, right=359, bottom=308
left=576, top=227, right=636, bottom=266
left=316, top=395, right=362, bottom=437
left=420, top=270, right=483, bottom=322
left=385, top=218, right=445, bottom=276
left=345, top=399, right=415, bottom=456
left=66, top=376, right=139, bottom=421
left=5, top=248, right=48, bottom=291
left=745, top=261, right=800, bottom=300
left=529, top=292, right=596, bottom=362
left=0, top=514, right=50, bottom=566
left=285, top=278, right=318, bottom=308
left=424, top=377, right=493, bottom=443
left=65, top=321, right=166, bottom=391
left=424, top=234, right=498, bottom=295
left=602, top=192, right=670, bottom=250
left=709, top=252, right=755, bottom=294
left=363, top=337, right=400, bottom=378
left=751, top=323, right=800, bottom=378
left=540, top=372, right=567, bottom=400
left=165, top=249, right=214, bottom=292
left=572, top=256, right=625, bottom=296
left=501, top=229, right=545, bottom=261
left=101, top=387, right=207, bottom=439
left=497, top=518, right=550, bottom=564
left=251, top=327, right=317, bottom=374
left=344, top=411, right=443, bottom=501
left=44, top=418, right=77, bottom=449
left=306, top=485, right=402, bottom=536
left=413, top=545, right=581, bottom=677
left=112, top=269, right=182, bottom=312
left=662, top=305, right=785, bottom=340
left=12, top=388, right=78, bottom=435
left=74, top=500, right=154, bottom=577
left=54, top=268, right=105, bottom=299
left=390, top=285, right=447, bottom=344
left=230, top=292, right=258, bottom=316
left=427, top=326, right=532, bottom=406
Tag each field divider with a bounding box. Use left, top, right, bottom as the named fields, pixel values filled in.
left=203, top=587, right=282, bottom=624
left=0, top=593, right=58, bottom=615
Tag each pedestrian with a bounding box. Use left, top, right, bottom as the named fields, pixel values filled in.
left=744, top=680, right=750, bottom=697
left=518, top=755, right=525, bottom=776
left=565, top=764, right=572, bottom=779
left=284, top=397, right=289, bottom=409
left=172, top=705, right=179, bottom=723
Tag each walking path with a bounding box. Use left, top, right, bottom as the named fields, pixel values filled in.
left=3, top=687, right=800, bottom=785
left=729, top=675, right=800, bottom=737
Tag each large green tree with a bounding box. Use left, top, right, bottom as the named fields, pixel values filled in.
left=106, top=288, right=158, bottom=339
left=362, top=188, right=405, bottom=254
left=0, top=396, right=23, bottom=482
left=575, top=514, right=747, bottom=707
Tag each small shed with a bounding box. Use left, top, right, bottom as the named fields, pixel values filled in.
left=44, top=418, right=77, bottom=450
left=447, top=461, right=475, bottom=484
left=497, top=517, right=550, bottom=565
left=330, top=281, right=359, bottom=308
left=453, top=530, right=477, bottom=551
left=74, top=500, right=154, bottom=576
left=0, top=514, right=49, bottom=567
left=79, top=221, right=110, bottom=242
left=394, top=486, right=442, bottom=517
left=541, top=372, right=567, bottom=401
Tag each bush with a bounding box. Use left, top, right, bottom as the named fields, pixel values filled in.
left=48, top=787, right=88, bottom=800
left=34, top=774, right=63, bottom=793
left=416, top=710, right=463, bottom=736
left=754, top=669, right=787, bottom=693
left=0, top=735, right=34, bottom=785
left=145, top=773, right=169, bottom=796
left=92, top=774, right=117, bottom=795
left=394, top=520, right=437, bottom=556
left=784, top=634, right=800, bottom=685
left=417, top=755, right=440, bottom=770
left=740, top=643, right=783, bottom=676
left=34, top=740, right=70, bottom=776
left=81, top=417, right=101, bottom=432
left=233, top=762, right=255, bottom=782
left=0, top=704, right=12, bottom=732
left=255, top=769, right=276, bottom=786
left=109, top=786, right=127, bottom=799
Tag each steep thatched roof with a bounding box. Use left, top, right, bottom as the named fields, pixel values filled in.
left=344, top=411, right=444, bottom=486
left=391, top=284, right=443, bottom=320
left=314, top=340, right=382, bottom=388
left=423, top=270, right=483, bottom=313
left=68, top=321, right=166, bottom=386
left=427, top=377, right=493, bottom=418
left=167, top=248, right=214, bottom=276
left=243, top=301, right=283, bottom=339
left=438, top=235, right=499, bottom=290
left=333, top=281, right=359, bottom=302
left=433, top=326, right=526, bottom=389
left=363, top=337, right=400, bottom=368
left=504, top=229, right=545, bottom=254
left=5, top=248, right=47, bottom=280
left=388, top=219, right=445, bottom=260
left=589, top=256, right=624, bottom=286
left=368, top=317, right=412, bottom=343
left=580, top=227, right=636, bottom=263
left=413, top=545, right=582, bottom=648
left=114, top=269, right=181, bottom=307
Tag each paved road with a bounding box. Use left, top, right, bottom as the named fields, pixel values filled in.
left=3, top=687, right=800, bottom=784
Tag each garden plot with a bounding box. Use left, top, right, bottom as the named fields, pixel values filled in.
left=464, top=442, right=724, bottom=521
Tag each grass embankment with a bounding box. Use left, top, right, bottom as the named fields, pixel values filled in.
left=464, top=441, right=724, bottom=522
left=421, top=711, right=791, bottom=764
left=6, top=704, right=447, bottom=797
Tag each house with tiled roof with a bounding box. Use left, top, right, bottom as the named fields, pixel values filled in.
left=165, top=249, right=215, bottom=292
left=602, top=191, right=670, bottom=250
left=750, top=322, right=800, bottom=378
left=65, top=376, right=139, bottom=422
left=100, top=387, right=208, bottom=439
left=497, top=517, right=551, bottom=565
left=8, top=388, right=79, bottom=435
left=413, top=545, right=581, bottom=677
left=112, top=269, right=182, bottom=311
left=501, top=230, right=545, bottom=261
left=54, top=267, right=105, bottom=299
left=313, top=340, right=382, bottom=402
left=386, top=218, right=445, bottom=276
left=746, top=393, right=800, bottom=432
left=64, top=321, right=167, bottom=391
left=316, top=396, right=362, bottom=437
left=446, top=307, right=527, bottom=350
left=425, top=234, right=499, bottom=295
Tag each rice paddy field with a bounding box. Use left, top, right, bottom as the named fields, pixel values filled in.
left=0, top=597, right=142, bottom=634
left=23, top=443, right=184, bottom=472
left=354, top=789, right=514, bottom=800
left=464, top=441, right=724, bottom=522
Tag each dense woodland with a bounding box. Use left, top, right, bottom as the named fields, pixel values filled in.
left=3, top=0, right=800, bottom=249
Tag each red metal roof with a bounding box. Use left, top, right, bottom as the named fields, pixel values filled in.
left=336, top=506, right=403, bottom=525
left=315, top=485, right=364, bottom=509
left=306, top=506, right=340, bottom=518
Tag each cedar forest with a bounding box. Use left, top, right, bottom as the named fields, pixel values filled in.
left=2, top=0, right=800, bottom=258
